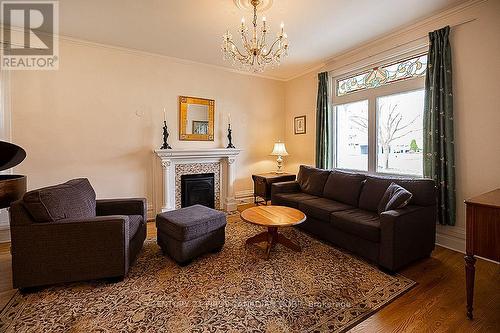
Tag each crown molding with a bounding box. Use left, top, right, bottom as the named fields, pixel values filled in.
left=59, top=35, right=288, bottom=82
left=284, top=0, right=487, bottom=82
left=0, top=24, right=287, bottom=82
left=324, top=0, right=485, bottom=66
left=285, top=62, right=326, bottom=82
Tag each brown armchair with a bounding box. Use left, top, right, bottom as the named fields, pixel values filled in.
left=9, top=178, right=147, bottom=289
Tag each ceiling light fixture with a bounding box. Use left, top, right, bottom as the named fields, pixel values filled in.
left=222, top=0, right=289, bottom=73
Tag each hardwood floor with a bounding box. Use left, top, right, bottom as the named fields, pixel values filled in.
left=0, top=242, right=14, bottom=312
left=1, top=208, right=498, bottom=332
left=350, top=246, right=499, bottom=332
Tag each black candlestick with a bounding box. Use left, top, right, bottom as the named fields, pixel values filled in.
left=161, top=121, right=172, bottom=149
left=226, top=124, right=235, bottom=149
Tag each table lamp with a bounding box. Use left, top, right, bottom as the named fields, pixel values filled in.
left=270, top=141, right=289, bottom=174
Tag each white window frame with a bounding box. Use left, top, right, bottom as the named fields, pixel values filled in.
left=330, top=49, right=426, bottom=177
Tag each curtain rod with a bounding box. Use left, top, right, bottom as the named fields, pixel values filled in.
left=451, top=17, right=477, bottom=27
left=376, top=17, right=477, bottom=55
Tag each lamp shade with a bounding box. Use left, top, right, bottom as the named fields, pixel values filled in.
left=270, top=142, right=288, bottom=156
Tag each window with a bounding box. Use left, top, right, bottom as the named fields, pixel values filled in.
left=376, top=90, right=424, bottom=175
left=334, top=100, right=368, bottom=171
left=331, top=53, right=427, bottom=176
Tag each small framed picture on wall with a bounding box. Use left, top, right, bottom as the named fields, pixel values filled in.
left=294, top=116, right=306, bottom=135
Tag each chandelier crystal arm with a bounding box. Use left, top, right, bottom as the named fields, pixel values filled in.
left=223, top=38, right=250, bottom=62
left=259, top=26, right=267, bottom=51
left=241, top=31, right=251, bottom=51
left=261, top=36, right=282, bottom=58
left=230, top=43, right=250, bottom=61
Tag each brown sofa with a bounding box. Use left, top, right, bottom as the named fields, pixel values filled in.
left=271, top=165, right=437, bottom=271
left=9, top=178, right=147, bottom=289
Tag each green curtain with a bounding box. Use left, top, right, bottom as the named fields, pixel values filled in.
left=315, top=72, right=332, bottom=169
left=423, top=26, right=456, bottom=226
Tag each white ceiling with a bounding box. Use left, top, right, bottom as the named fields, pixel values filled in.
left=35, top=0, right=466, bottom=80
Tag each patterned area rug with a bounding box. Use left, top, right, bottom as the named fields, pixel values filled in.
left=0, top=219, right=415, bottom=332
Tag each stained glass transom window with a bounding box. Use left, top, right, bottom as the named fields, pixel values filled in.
left=336, top=54, right=428, bottom=96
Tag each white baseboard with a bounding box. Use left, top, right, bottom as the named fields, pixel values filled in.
left=435, top=225, right=499, bottom=264
left=235, top=189, right=254, bottom=205
left=436, top=232, right=465, bottom=253
left=435, top=225, right=466, bottom=253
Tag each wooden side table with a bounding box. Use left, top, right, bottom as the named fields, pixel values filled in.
left=252, top=173, right=296, bottom=205
left=464, top=189, right=500, bottom=319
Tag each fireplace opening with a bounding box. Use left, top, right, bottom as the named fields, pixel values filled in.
left=181, top=173, right=215, bottom=208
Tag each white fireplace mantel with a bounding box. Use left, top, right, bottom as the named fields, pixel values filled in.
left=154, top=148, right=241, bottom=212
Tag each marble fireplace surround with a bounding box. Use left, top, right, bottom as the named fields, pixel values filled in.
left=155, top=149, right=241, bottom=212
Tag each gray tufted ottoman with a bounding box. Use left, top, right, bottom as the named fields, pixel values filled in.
left=156, top=204, right=227, bottom=265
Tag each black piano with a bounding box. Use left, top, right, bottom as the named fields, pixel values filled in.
left=0, top=141, right=26, bottom=209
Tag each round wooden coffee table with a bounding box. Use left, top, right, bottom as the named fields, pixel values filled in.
left=241, top=205, right=306, bottom=258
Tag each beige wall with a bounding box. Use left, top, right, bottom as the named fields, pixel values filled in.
left=283, top=71, right=317, bottom=173
left=11, top=40, right=285, bottom=215
left=284, top=0, right=500, bottom=251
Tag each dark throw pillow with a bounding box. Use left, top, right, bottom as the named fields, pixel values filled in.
left=23, top=178, right=97, bottom=222
left=296, top=165, right=330, bottom=196
left=322, top=170, right=366, bottom=206
left=377, top=182, right=413, bottom=214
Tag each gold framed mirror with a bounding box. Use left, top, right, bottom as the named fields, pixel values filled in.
left=179, top=96, right=215, bottom=141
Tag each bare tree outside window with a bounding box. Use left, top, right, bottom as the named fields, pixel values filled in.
left=377, top=102, right=420, bottom=169
left=349, top=90, right=424, bottom=175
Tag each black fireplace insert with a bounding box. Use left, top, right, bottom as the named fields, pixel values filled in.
left=181, top=173, right=215, bottom=208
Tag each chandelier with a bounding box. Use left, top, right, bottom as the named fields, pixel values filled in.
left=222, top=0, right=289, bottom=73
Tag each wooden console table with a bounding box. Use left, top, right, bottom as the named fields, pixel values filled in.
left=464, top=189, right=500, bottom=319
left=252, top=173, right=296, bottom=205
